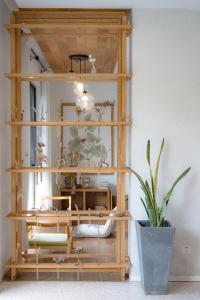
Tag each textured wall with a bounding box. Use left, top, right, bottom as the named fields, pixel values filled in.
left=129, top=9, right=200, bottom=280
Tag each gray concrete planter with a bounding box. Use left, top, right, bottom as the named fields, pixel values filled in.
left=136, top=220, right=175, bottom=295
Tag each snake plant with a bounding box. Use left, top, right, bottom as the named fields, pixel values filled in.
left=128, top=139, right=191, bottom=227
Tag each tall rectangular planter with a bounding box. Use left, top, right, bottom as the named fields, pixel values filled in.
left=136, top=220, right=175, bottom=295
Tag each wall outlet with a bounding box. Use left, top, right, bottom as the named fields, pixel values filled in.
left=182, top=244, right=192, bottom=255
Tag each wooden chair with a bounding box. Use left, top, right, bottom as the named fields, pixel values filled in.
left=26, top=196, right=73, bottom=256
left=41, top=195, right=72, bottom=211
left=27, top=221, right=72, bottom=257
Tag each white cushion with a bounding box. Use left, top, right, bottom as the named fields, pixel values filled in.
left=73, top=207, right=117, bottom=238
left=29, top=233, right=68, bottom=246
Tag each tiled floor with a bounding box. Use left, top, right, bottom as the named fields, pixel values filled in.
left=0, top=281, right=200, bottom=300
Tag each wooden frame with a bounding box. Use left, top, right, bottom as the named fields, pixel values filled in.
left=6, top=8, right=131, bottom=280
left=41, top=195, right=72, bottom=211
left=61, top=102, right=114, bottom=167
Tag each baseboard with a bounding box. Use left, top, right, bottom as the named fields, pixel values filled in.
left=129, top=275, right=200, bottom=282
left=169, top=276, right=200, bottom=282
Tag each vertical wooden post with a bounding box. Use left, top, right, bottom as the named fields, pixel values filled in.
left=116, top=15, right=127, bottom=279
left=10, top=13, right=22, bottom=280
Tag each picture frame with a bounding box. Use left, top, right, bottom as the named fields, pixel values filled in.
left=60, top=102, right=114, bottom=168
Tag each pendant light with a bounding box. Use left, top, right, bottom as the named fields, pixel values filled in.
left=76, top=90, right=95, bottom=111
left=73, top=81, right=85, bottom=96
left=69, top=54, right=95, bottom=111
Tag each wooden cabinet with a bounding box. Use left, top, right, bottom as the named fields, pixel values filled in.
left=60, top=188, right=112, bottom=210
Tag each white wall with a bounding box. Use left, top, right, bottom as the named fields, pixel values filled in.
left=0, top=1, right=11, bottom=280
left=130, top=9, right=200, bottom=280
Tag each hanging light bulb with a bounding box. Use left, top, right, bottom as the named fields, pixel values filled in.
left=73, top=81, right=85, bottom=95
left=76, top=90, right=95, bottom=111
left=69, top=54, right=95, bottom=111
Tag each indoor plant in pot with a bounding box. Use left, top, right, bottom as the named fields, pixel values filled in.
left=128, top=139, right=191, bottom=295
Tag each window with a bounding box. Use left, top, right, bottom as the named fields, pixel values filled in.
left=30, top=83, right=36, bottom=166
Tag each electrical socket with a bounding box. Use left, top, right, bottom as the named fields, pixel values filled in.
left=182, top=244, right=192, bottom=255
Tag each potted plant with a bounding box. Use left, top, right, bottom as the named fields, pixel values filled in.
left=128, top=139, right=191, bottom=295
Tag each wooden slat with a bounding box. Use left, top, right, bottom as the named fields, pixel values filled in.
left=6, top=213, right=130, bottom=222
left=22, top=252, right=115, bottom=259
left=6, top=23, right=131, bottom=31
left=6, top=167, right=128, bottom=174
left=16, top=209, right=129, bottom=215
left=5, top=73, right=132, bottom=81
left=6, top=260, right=130, bottom=269
left=6, top=120, right=132, bottom=126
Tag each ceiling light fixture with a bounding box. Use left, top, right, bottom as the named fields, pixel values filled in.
left=76, top=90, right=95, bottom=111
left=69, top=54, right=95, bottom=111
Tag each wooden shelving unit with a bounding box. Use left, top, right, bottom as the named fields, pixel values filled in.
left=5, top=8, right=132, bottom=280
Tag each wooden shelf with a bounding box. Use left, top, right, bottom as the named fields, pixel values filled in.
left=6, top=167, right=128, bottom=174
left=5, top=73, right=132, bottom=82
left=6, top=23, right=131, bottom=31
left=6, top=260, right=130, bottom=270
left=6, top=120, right=132, bottom=127
left=6, top=210, right=131, bottom=221
left=61, top=188, right=112, bottom=210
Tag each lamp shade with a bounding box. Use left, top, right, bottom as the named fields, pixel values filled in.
left=73, top=81, right=85, bottom=95
left=76, top=90, right=95, bottom=111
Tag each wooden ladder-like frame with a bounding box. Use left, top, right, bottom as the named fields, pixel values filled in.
left=5, top=8, right=132, bottom=280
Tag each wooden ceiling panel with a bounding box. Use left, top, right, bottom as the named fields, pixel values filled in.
left=32, top=29, right=118, bottom=73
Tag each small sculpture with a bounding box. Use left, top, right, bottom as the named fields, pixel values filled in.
left=36, top=142, right=48, bottom=182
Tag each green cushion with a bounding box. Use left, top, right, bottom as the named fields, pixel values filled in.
left=29, top=233, right=68, bottom=247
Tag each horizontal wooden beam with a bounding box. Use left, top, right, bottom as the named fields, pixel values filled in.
left=22, top=252, right=115, bottom=259
left=6, top=212, right=130, bottom=221
left=5, top=73, right=132, bottom=81
left=6, top=167, right=128, bottom=174
left=6, top=23, right=131, bottom=31
left=6, top=260, right=130, bottom=269
left=6, top=120, right=132, bottom=127
left=22, top=209, right=117, bottom=214
left=22, top=32, right=118, bottom=38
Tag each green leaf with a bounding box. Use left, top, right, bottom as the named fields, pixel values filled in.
left=146, top=140, right=156, bottom=204
left=91, top=144, right=107, bottom=157
left=158, top=167, right=191, bottom=226
left=144, top=181, right=157, bottom=226
left=148, top=207, right=156, bottom=227
left=87, top=132, right=98, bottom=143
left=68, top=137, right=82, bottom=152
left=140, top=197, right=149, bottom=218
left=84, top=114, right=92, bottom=121
left=154, top=138, right=164, bottom=194
left=69, top=126, right=78, bottom=137
left=146, top=140, right=150, bottom=165
left=128, top=167, right=156, bottom=225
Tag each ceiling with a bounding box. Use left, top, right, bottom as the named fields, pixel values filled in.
left=12, top=9, right=127, bottom=73
left=13, top=0, right=200, bottom=10
left=32, top=29, right=118, bottom=73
